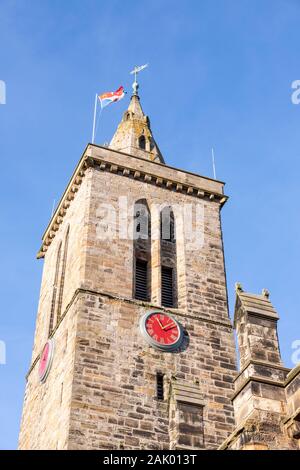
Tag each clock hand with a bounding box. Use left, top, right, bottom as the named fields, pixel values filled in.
left=156, top=318, right=164, bottom=329
left=164, top=325, right=177, bottom=333
left=162, top=322, right=176, bottom=330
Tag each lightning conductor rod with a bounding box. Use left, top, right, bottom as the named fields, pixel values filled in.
left=212, top=147, right=217, bottom=180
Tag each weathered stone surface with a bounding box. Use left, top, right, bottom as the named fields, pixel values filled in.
left=221, top=288, right=300, bottom=450
left=110, top=94, right=164, bottom=163
left=20, top=95, right=299, bottom=451
left=18, top=97, right=236, bottom=449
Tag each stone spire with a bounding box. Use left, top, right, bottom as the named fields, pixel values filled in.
left=109, top=80, right=164, bottom=163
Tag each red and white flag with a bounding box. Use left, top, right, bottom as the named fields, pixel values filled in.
left=98, top=86, right=126, bottom=108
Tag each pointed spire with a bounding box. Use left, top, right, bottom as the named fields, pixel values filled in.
left=110, top=95, right=164, bottom=163
left=109, top=67, right=164, bottom=163
left=127, top=94, right=144, bottom=118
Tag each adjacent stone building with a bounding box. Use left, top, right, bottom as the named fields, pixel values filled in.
left=18, top=82, right=300, bottom=450
left=220, top=285, right=300, bottom=450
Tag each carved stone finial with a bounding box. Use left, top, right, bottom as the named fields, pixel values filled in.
left=262, top=288, right=270, bottom=299
left=235, top=282, right=243, bottom=292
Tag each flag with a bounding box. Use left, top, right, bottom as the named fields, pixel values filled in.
left=98, top=86, right=126, bottom=108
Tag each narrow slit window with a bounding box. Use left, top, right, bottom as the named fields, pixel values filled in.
left=161, top=266, right=174, bottom=308
left=156, top=373, right=164, bottom=400
left=139, top=135, right=146, bottom=149
left=135, top=259, right=149, bottom=301
left=49, top=242, right=62, bottom=336
left=57, top=226, right=69, bottom=323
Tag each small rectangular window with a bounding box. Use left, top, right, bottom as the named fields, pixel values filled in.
left=135, top=259, right=149, bottom=301
left=161, top=266, right=174, bottom=307
left=156, top=372, right=164, bottom=400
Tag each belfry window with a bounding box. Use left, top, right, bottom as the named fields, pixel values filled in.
left=139, top=135, right=146, bottom=150
left=133, top=200, right=151, bottom=301
left=160, top=207, right=177, bottom=308
left=135, top=259, right=149, bottom=301
left=161, top=266, right=174, bottom=308
left=134, top=200, right=151, bottom=240
left=161, top=207, right=175, bottom=242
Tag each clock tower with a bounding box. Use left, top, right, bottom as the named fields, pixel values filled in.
left=19, top=82, right=237, bottom=450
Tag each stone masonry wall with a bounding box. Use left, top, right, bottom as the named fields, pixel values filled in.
left=19, top=170, right=93, bottom=449
left=29, top=169, right=93, bottom=361
left=68, top=291, right=236, bottom=450
left=19, top=150, right=237, bottom=450
left=66, top=164, right=236, bottom=449
left=18, top=296, right=80, bottom=449
left=84, top=166, right=230, bottom=323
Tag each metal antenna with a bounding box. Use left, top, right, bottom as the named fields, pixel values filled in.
left=130, top=64, right=148, bottom=95
left=212, top=147, right=217, bottom=179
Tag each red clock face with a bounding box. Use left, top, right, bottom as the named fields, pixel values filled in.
left=38, top=339, right=54, bottom=382
left=144, top=312, right=181, bottom=348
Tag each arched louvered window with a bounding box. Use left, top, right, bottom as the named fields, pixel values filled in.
left=160, top=207, right=177, bottom=308
left=161, top=207, right=175, bottom=242
left=161, top=266, right=174, bottom=308
left=134, top=200, right=150, bottom=240
left=139, top=135, right=146, bottom=150
left=133, top=200, right=151, bottom=301
left=49, top=242, right=62, bottom=336
left=56, top=225, right=70, bottom=323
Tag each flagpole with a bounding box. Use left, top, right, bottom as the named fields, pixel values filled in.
left=94, top=106, right=103, bottom=142
left=212, top=147, right=217, bottom=179
left=92, top=93, right=98, bottom=143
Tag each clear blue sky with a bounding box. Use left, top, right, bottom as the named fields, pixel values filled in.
left=0, top=0, right=299, bottom=450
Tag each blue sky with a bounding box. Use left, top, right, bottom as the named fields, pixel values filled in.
left=0, top=0, right=300, bottom=449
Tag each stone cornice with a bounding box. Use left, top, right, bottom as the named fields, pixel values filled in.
left=37, top=143, right=228, bottom=258
left=231, top=375, right=286, bottom=402
left=170, top=380, right=205, bottom=407
left=233, top=359, right=291, bottom=383
left=285, top=362, right=300, bottom=386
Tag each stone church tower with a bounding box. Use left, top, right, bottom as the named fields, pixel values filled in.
left=19, top=80, right=300, bottom=450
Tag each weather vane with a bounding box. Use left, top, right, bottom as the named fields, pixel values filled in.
left=130, top=64, right=148, bottom=95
